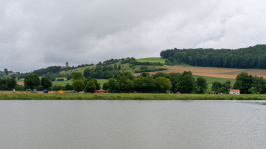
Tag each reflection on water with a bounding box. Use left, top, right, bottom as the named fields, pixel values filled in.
left=0, top=100, right=266, bottom=149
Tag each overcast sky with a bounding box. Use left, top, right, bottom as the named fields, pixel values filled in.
left=1, top=0, right=266, bottom=72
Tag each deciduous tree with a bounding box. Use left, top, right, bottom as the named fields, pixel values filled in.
left=24, top=74, right=40, bottom=89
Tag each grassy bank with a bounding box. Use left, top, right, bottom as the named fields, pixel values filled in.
left=0, top=93, right=266, bottom=100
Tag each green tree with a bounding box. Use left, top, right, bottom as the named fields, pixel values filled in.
left=107, top=78, right=118, bottom=93
left=24, top=74, right=40, bottom=89
left=176, top=71, right=195, bottom=93
left=72, top=72, right=84, bottom=81
left=117, top=71, right=135, bottom=80
left=222, top=81, right=231, bottom=93
left=10, top=75, right=16, bottom=79
left=93, top=79, right=101, bottom=90
left=155, top=77, right=172, bottom=93
left=152, top=72, right=165, bottom=79
left=4, top=68, right=8, bottom=75
left=251, top=76, right=266, bottom=94
left=233, top=72, right=253, bottom=94
left=84, top=80, right=96, bottom=93
left=65, top=83, right=74, bottom=90
left=83, top=68, right=92, bottom=78
left=45, top=72, right=56, bottom=81
left=114, top=63, right=118, bottom=70
left=41, top=77, right=52, bottom=89
left=0, top=79, right=6, bottom=90
left=66, top=75, right=72, bottom=80
left=212, top=81, right=222, bottom=92
left=73, top=80, right=85, bottom=92
left=144, top=75, right=156, bottom=92
left=165, top=73, right=182, bottom=92
left=117, top=75, right=133, bottom=93
left=196, top=77, right=207, bottom=94
left=5, top=78, right=17, bottom=90
left=133, top=77, right=145, bottom=92
left=103, top=82, right=108, bottom=90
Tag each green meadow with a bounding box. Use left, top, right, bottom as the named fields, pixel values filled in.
left=136, top=57, right=166, bottom=64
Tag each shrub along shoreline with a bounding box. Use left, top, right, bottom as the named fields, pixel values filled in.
left=0, top=93, right=266, bottom=100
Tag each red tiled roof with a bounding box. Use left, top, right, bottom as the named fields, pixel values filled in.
left=8, top=72, right=17, bottom=75
left=230, top=89, right=240, bottom=92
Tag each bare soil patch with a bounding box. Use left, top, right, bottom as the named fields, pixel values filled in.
left=17, top=82, right=24, bottom=85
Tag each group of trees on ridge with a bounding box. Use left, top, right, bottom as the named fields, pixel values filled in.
left=160, top=44, right=266, bottom=69
left=83, top=57, right=166, bottom=79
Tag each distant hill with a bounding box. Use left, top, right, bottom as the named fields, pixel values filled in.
left=160, top=44, right=266, bottom=69
left=58, top=57, right=166, bottom=77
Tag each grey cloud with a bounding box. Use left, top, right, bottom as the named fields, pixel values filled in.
left=1, top=0, right=266, bottom=72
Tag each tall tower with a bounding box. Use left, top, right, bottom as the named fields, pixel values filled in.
left=66, top=62, right=69, bottom=67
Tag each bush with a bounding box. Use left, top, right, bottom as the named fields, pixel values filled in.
left=57, top=79, right=64, bottom=81
left=14, top=85, right=24, bottom=91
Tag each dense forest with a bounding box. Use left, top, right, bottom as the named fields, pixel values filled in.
left=160, top=44, right=266, bottom=69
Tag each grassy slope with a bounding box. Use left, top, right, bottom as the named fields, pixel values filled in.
left=59, top=66, right=94, bottom=75
left=136, top=57, right=166, bottom=64
left=53, top=57, right=237, bottom=90
left=19, top=57, right=238, bottom=90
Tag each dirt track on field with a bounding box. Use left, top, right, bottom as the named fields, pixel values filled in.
left=134, top=65, right=266, bottom=79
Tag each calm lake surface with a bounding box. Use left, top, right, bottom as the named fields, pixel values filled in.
left=0, top=100, right=266, bottom=149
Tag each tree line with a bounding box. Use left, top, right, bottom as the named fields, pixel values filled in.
left=160, top=44, right=266, bottom=69
left=71, top=71, right=208, bottom=93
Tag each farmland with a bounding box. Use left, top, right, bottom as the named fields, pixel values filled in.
left=15, top=57, right=266, bottom=89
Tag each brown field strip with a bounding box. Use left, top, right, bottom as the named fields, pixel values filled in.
left=17, top=82, right=24, bottom=85
left=134, top=65, right=266, bottom=79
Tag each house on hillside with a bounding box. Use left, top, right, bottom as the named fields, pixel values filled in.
left=8, top=72, right=18, bottom=75
left=229, top=89, right=240, bottom=95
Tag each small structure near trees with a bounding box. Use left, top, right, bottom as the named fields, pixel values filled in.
left=229, top=89, right=240, bottom=95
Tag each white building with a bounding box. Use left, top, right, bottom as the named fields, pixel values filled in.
left=229, top=89, right=240, bottom=95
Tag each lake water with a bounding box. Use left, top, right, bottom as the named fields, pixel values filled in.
left=0, top=100, right=266, bottom=149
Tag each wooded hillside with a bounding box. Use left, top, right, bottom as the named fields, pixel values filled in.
left=160, top=44, right=266, bottom=69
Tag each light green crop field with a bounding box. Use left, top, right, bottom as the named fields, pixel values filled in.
left=136, top=57, right=166, bottom=64
left=97, top=79, right=108, bottom=88
left=193, top=75, right=236, bottom=84
left=59, top=65, right=94, bottom=75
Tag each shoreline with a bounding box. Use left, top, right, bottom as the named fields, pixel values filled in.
left=0, top=93, right=266, bottom=100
